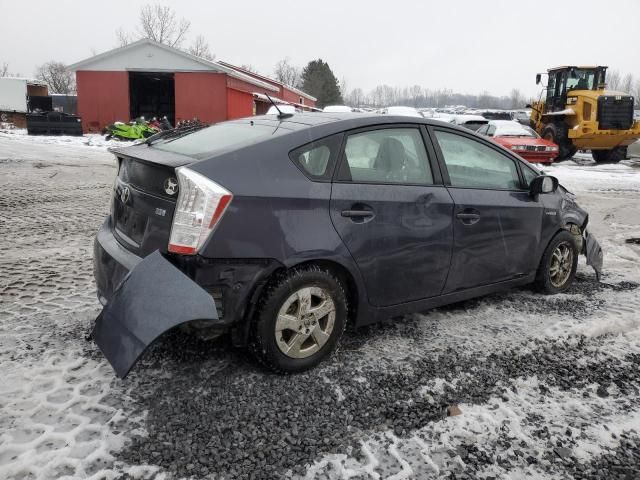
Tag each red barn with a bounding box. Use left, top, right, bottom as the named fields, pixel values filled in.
left=69, top=39, right=317, bottom=133
left=218, top=62, right=317, bottom=114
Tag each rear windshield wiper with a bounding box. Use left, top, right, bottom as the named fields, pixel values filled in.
left=145, top=124, right=206, bottom=146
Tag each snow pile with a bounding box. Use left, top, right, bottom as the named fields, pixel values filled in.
left=0, top=128, right=132, bottom=150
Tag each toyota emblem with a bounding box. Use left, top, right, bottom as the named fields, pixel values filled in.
left=164, top=177, right=178, bottom=196
left=120, top=186, right=130, bottom=204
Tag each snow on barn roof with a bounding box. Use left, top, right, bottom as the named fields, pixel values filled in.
left=219, top=61, right=317, bottom=102
left=68, top=38, right=278, bottom=92
left=0, top=77, right=47, bottom=86
left=253, top=93, right=287, bottom=104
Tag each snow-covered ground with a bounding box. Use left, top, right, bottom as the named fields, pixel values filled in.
left=0, top=127, right=133, bottom=150
left=1, top=133, right=640, bottom=479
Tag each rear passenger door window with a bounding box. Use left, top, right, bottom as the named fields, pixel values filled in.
left=337, top=128, right=433, bottom=185
left=433, top=130, right=521, bottom=190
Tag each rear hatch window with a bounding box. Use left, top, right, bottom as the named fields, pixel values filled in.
left=152, top=120, right=292, bottom=159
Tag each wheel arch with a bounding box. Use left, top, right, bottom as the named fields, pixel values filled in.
left=233, top=256, right=363, bottom=347
left=288, top=258, right=360, bottom=325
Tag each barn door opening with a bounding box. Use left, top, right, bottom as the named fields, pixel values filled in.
left=129, top=72, right=175, bottom=126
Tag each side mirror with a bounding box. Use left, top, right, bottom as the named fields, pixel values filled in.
left=535, top=74, right=542, bottom=85
left=530, top=175, right=559, bottom=195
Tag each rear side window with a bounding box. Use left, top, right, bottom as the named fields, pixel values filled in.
left=337, top=128, right=433, bottom=185
left=434, top=130, right=521, bottom=190
left=289, top=134, right=342, bottom=181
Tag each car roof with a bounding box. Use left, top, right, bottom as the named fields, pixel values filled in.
left=143, top=112, right=477, bottom=161
left=245, top=112, right=483, bottom=136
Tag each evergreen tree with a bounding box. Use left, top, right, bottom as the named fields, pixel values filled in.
left=300, top=59, right=343, bottom=108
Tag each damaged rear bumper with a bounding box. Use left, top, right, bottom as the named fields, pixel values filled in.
left=92, top=250, right=220, bottom=378
left=92, top=221, right=280, bottom=377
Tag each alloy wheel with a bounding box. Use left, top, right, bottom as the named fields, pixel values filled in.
left=274, top=286, right=336, bottom=359
left=549, top=242, right=574, bottom=288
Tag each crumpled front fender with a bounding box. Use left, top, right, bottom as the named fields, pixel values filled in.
left=584, top=230, right=603, bottom=281
left=92, top=250, right=218, bottom=378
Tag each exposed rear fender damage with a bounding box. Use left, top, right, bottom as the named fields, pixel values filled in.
left=92, top=250, right=219, bottom=378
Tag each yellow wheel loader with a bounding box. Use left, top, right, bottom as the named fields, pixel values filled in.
left=529, top=66, right=640, bottom=162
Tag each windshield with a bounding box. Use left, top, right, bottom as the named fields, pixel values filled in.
left=153, top=120, right=291, bottom=158
left=566, top=68, right=598, bottom=91
left=494, top=123, right=539, bottom=138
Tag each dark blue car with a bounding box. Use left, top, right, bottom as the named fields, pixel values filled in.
left=92, top=113, right=603, bottom=377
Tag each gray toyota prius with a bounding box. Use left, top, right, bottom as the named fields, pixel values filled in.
left=92, top=112, right=603, bottom=377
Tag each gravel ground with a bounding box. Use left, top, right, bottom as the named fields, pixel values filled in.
left=1, top=132, right=640, bottom=479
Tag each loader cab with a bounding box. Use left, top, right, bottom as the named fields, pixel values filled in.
left=542, top=66, right=607, bottom=113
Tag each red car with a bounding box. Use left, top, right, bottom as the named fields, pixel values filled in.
left=476, top=120, right=559, bottom=163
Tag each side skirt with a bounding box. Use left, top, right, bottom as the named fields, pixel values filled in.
left=355, top=274, right=536, bottom=327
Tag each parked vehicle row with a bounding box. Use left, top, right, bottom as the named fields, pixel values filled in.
left=92, top=112, right=602, bottom=377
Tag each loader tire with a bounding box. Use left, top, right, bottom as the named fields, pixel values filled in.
left=541, top=123, right=574, bottom=159
left=592, top=147, right=627, bottom=163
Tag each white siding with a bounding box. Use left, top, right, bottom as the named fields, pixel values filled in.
left=0, top=78, right=28, bottom=112
left=74, top=42, right=215, bottom=72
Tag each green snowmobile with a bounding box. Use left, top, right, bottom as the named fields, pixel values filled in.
left=104, top=118, right=159, bottom=141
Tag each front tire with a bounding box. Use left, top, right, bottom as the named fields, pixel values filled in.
left=250, top=266, right=347, bottom=373
left=542, top=123, right=574, bottom=159
left=535, top=231, right=579, bottom=294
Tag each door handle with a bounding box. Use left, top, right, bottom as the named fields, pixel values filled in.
left=456, top=210, right=481, bottom=225
left=341, top=210, right=374, bottom=218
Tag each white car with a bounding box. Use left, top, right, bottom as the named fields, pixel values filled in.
left=267, top=104, right=296, bottom=115
left=431, top=113, right=456, bottom=124
left=323, top=105, right=354, bottom=113
left=381, top=106, right=423, bottom=118
left=451, top=114, right=489, bottom=131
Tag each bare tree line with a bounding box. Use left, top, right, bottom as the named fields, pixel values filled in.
left=273, top=58, right=301, bottom=87
left=0, top=62, right=21, bottom=78
left=35, top=62, right=75, bottom=94
left=341, top=70, right=640, bottom=110
left=341, top=85, right=532, bottom=110
left=607, top=69, right=640, bottom=100
left=116, top=4, right=215, bottom=61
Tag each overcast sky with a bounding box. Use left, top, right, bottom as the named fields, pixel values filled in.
left=2, top=0, right=639, bottom=98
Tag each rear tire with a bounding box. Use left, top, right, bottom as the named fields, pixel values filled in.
left=541, top=123, right=574, bottom=159
left=250, top=266, right=347, bottom=373
left=535, top=231, right=579, bottom=294
left=592, top=147, right=627, bottom=163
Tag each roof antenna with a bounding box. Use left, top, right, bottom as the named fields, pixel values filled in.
left=265, top=93, right=293, bottom=119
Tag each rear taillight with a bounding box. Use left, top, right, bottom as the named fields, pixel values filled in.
left=168, top=167, right=233, bottom=255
